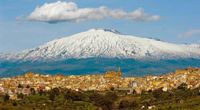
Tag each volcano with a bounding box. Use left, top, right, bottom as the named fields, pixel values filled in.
left=0, top=28, right=200, bottom=77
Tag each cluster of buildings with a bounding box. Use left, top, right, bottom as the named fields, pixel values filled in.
left=128, top=67, right=200, bottom=94
left=0, top=67, right=200, bottom=100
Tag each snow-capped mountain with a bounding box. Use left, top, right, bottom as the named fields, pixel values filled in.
left=2, top=28, right=200, bottom=61
left=1, top=28, right=200, bottom=77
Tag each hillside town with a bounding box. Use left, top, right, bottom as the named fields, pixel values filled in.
left=0, top=67, right=200, bottom=100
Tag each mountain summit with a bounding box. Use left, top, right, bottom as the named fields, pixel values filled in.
left=1, top=28, right=200, bottom=61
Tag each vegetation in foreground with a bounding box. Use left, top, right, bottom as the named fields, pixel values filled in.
left=0, top=83, right=200, bottom=110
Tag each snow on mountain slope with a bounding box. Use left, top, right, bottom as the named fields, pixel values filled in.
left=1, top=28, right=200, bottom=61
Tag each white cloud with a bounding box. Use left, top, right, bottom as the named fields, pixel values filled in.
left=178, top=29, right=200, bottom=38
left=27, top=1, right=160, bottom=23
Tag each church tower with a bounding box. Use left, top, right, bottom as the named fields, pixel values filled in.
left=117, top=67, right=121, bottom=77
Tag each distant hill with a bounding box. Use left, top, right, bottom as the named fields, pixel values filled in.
left=1, top=58, right=200, bottom=77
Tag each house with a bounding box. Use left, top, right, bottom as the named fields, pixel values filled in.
left=0, top=86, right=4, bottom=93
left=24, top=72, right=34, bottom=78
left=22, top=88, right=30, bottom=95
left=9, top=94, right=17, bottom=100
left=129, top=81, right=138, bottom=88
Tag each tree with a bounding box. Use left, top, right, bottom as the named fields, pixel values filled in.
left=30, top=88, right=36, bottom=95
left=49, top=92, right=56, bottom=101
left=119, top=100, right=129, bottom=109
left=64, top=90, right=87, bottom=101
left=17, top=93, right=24, bottom=99
left=152, top=88, right=163, bottom=99
left=18, top=84, right=23, bottom=88
left=178, top=83, right=188, bottom=90
left=89, top=92, right=113, bottom=110
left=3, top=93, right=10, bottom=102
left=26, top=85, right=30, bottom=88
left=48, top=88, right=60, bottom=101
left=110, top=87, right=115, bottom=91
left=38, top=89, right=44, bottom=96
left=119, top=100, right=138, bottom=109
left=105, top=92, right=117, bottom=101
left=52, top=88, right=60, bottom=96
left=12, top=101, right=18, bottom=106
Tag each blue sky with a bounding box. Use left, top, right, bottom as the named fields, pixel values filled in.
left=0, top=0, right=200, bottom=52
